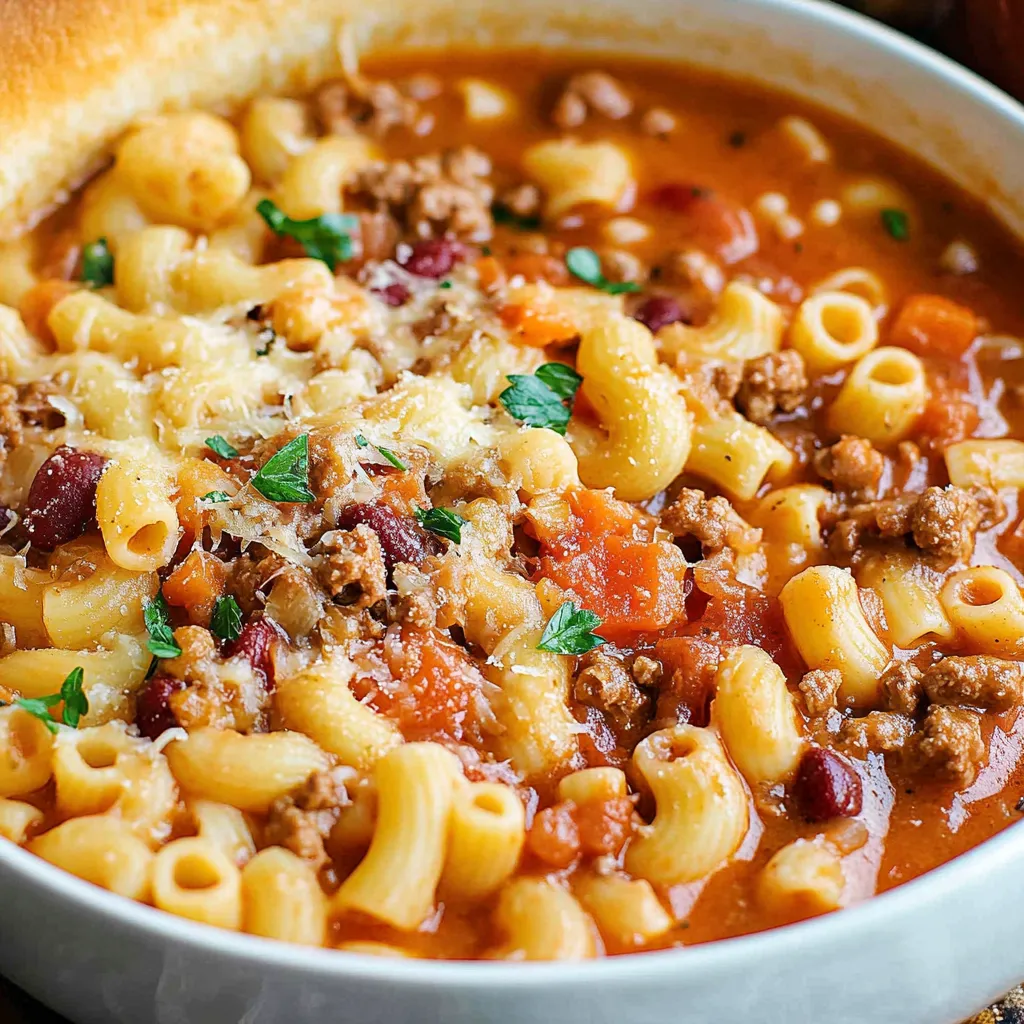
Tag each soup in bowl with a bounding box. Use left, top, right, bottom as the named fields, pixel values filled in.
left=0, top=1, right=1023, bottom=1022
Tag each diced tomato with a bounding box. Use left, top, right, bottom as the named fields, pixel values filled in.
left=652, top=636, right=721, bottom=727
left=525, top=796, right=634, bottom=868
left=576, top=796, right=635, bottom=857
left=890, top=294, right=979, bottom=358
left=535, top=489, right=689, bottom=638
left=647, top=184, right=758, bottom=264
left=358, top=626, right=486, bottom=741
left=525, top=803, right=580, bottom=868
left=917, top=386, right=979, bottom=449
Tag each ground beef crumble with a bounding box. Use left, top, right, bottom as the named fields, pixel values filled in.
left=660, top=487, right=762, bottom=555
left=922, top=655, right=1024, bottom=712
left=351, top=146, right=494, bottom=241
left=316, top=525, right=388, bottom=608
left=264, top=770, right=351, bottom=870
left=907, top=705, right=985, bottom=786
left=316, top=75, right=422, bottom=138
left=573, top=648, right=652, bottom=747
left=798, top=668, right=842, bottom=717
left=827, top=485, right=999, bottom=564
left=838, top=711, right=915, bottom=758
left=551, top=71, right=633, bottom=129
left=814, top=435, right=885, bottom=498
left=734, top=350, right=808, bottom=425
left=880, top=661, right=924, bottom=716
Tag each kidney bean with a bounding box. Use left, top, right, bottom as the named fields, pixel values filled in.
left=632, top=295, right=689, bottom=333
left=23, top=446, right=108, bottom=551
left=794, top=747, right=863, bottom=821
left=372, top=282, right=411, bottom=307
left=649, top=182, right=710, bottom=214
left=336, top=502, right=441, bottom=573
left=400, top=239, right=465, bottom=278
left=135, top=675, right=187, bottom=741
left=226, top=616, right=284, bottom=689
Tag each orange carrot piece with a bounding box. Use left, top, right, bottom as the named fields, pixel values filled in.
left=889, top=293, right=979, bottom=358
left=498, top=303, right=578, bottom=348
left=175, top=457, right=236, bottom=537
left=19, top=279, right=78, bottom=345
left=474, top=255, right=506, bottom=292
left=163, top=550, right=227, bottom=624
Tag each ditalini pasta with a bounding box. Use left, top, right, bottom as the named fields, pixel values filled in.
left=0, top=43, right=1022, bottom=962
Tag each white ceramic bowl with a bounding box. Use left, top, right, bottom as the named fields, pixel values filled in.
left=3, top=2, right=1024, bottom=1021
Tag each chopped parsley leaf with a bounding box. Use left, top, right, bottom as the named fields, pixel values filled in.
left=499, top=362, right=582, bottom=435
left=354, top=434, right=408, bottom=471
left=491, top=204, right=542, bottom=232
left=565, top=246, right=640, bottom=295
left=15, top=666, right=89, bottom=733
left=210, top=595, right=243, bottom=643
left=251, top=433, right=315, bottom=503
left=200, top=491, right=231, bottom=503
left=256, top=198, right=360, bottom=271
left=414, top=506, right=467, bottom=544
left=537, top=601, right=605, bottom=655
left=144, top=593, right=181, bottom=660
left=81, top=238, right=115, bottom=288
left=881, top=208, right=910, bottom=242
left=205, top=435, right=239, bottom=459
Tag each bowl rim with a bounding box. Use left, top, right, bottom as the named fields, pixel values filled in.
left=4, top=0, right=1024, bottom=990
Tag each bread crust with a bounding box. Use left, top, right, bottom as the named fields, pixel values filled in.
left=0, top=0, right=356, bottom=239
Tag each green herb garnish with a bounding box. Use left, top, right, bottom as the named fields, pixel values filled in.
left=81, top=238, right=114, bottom=288
left=210, top=595, right=243, bottom=643
left=499, top=362, right=582, bottom=435
left=200, top=491, right=231, bottom=503
left=354, top=434, right=408, bottom=471
left=256, top=198, right=359, bottom=271
left=565, top=246, right=640, bottom=295
left=537, top=601, right=605, bottom=655
left=492, top=204, right=542, bottom=232
left=144, top=593, right=181, bottom=660
left=414, top=507, right=467, bottom=544
left=251, top=433, right=314, bottom=503
left=205, top=435, right=239, bottom=459
left=535, top=363, right=583, bottom=401
left=881, top=208, right=910, bottom=242
left=15, top=666, right=89, bottom=733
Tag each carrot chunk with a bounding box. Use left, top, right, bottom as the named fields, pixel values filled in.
left=163, top=549, right=227, bottom=624
left=889, top=294, right=979, bottom=358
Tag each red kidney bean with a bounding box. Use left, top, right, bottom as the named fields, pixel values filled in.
left=372, top=282, right=411, bottom=307
left=335, top=502, right=441, bottom=573
left=400, top=239, right=465, bottom=278
left=632, top=295, right=689, bottom=333
left=135, top=675, right=187, bottom=741
left=649, top=183, right=710, bottom=213
left=23, top=446, right=108, bottom=551
left=226, top=616, right=284, bottom=689
left=794, top=747, right=863, bottom=821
